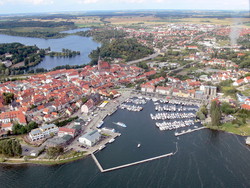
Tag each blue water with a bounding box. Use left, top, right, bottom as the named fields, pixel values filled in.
left=0, top=30, right=100, bottom=70
left=0, top=100, right=249, bottom=188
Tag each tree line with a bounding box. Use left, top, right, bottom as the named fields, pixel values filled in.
left=0, top=21, right=74, bottom=29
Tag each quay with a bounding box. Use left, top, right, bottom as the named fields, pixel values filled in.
left=175, top=127, right=207, bottom=136
left=91, top=152, right=174, bottom=173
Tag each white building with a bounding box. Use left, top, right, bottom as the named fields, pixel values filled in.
left=79, top=130, right=101, bottom=147
left=29, top=124, right=59, bottom=141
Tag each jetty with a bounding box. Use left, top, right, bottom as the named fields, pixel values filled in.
left=91, top=152, right=174, bottom=173
left=175, top=127, right=207, bottom=136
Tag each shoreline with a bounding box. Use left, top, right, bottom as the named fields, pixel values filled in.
left=204, top=125, right=250, bottom=137
left=0, top=153, right=89, bottom=166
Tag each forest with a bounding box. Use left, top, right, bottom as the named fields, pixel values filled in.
left=89, top=38, right=154, bottom=64
left=0, top=21, right=75, bottom=29
left=0, top=43, right=45, bottom=74
left=0, top=30, right=67, bottom=39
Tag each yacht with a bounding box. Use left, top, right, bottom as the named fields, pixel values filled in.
left=137, top=143, right=141, bottom=148
left=113, top=122, right=127, bottom=127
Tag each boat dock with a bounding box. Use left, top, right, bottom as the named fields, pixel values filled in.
left=175, top=127, right=207, bottom=136
left=91, top=152, right=174, bottom=173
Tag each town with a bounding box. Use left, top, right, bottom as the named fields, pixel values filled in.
left=0, top=19, right=249, bottom=163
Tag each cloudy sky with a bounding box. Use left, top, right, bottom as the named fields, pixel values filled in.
left=0, top=0, right=248, bottom=14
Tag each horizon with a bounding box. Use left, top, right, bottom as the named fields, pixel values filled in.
left=0, top=0, right=248, bottom=15
left=0, top=9, right=249, bottom=17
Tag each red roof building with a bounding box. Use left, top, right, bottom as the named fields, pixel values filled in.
left=58, top=127, right=76, bottom=138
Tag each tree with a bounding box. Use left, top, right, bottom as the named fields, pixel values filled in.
left=210, top=100, right=221, bottom=127
left=200, top=105, right=208, bottom=117
left=196, top=111, right=206, bottom=120
left=3, top=92, right=14, bottom=105
left=26, top=121, right=38, bottom=132
left=0, top=139, right=22, bottom=157
left=12, top=123, right=27, bottom=135
left=46, top=146, right=64, bottom=157
left=221, top=102, right=236, bottom=115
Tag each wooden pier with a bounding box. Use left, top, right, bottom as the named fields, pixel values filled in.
left=91, top=152, right=174, bottom=173
left=175, top=127, right=207, bottom=136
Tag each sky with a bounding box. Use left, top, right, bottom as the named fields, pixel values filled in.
left=0, top=0, right=248, bottom=14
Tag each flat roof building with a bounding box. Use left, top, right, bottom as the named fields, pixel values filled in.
left=79, top=130, right=101, bottom=147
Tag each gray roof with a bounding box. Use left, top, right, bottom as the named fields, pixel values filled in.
left=80, top=130, right=100, bottom=142
left=40, top=124, right=57, bottom=131
left=30, top=128, right=42, bottom=135
left=46, top=135, right=72, bottom=146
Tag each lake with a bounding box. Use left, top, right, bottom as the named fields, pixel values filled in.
left=0, top=29, right=100, bottom=70
left=0, top=100, right=249, bottom=188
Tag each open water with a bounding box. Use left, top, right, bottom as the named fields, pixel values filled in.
left=0, top=100, right=249, bottom=188
left=0, top=28, right=100, bottom=70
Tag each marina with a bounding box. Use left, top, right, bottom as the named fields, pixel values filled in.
left=155, top=119, right=195, bottom=131
left=150, top=112, right=196, bottom=120
left=0, top=91, right=249, bottom=188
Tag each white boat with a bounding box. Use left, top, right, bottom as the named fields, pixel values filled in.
left=108, top=138, right=115, bottom=143
left=113, top=122, right=127, bottom=127
left=137, top=143, right=141, bottom=148
left=97, top=121, right=104, bottom=128
left=99, top=145, right=106, bottom=150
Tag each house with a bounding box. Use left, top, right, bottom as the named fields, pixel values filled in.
left=1, top=123, right=13, bottom=131
left=58, top=127, right=76, bottom=138
left=243, top=76, right=250, bottom=83
left=172, top=89, right=180, bottom=96
left=141, top=84, right=155, bottom=93
left=241, top=104, right=250, bottom=110
left=81, top=99, right=95, bottom=114
left=0, top=110, right=26, bottom=125
left=156, top=86, right=171, bottom=95
left=1, top=60, right=12, bottom=67
left=79, top=130, right=101, bottom=147
left=109, top=90, right=120, bottom=98
left=233, top=79, right=245, bottom=86
left=98, top=59, right=111, bottom=72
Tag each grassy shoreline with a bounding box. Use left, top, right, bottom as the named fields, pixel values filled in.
left=205, top=123, right=250, bottom=137
left=0, top=153, right=89, bottom=166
